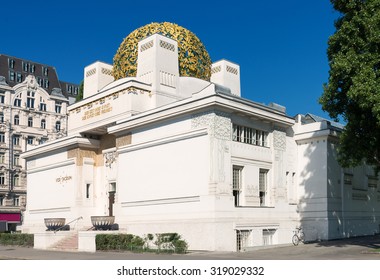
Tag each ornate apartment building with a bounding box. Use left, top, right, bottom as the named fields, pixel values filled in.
left=0, top=54, right=78, bottom=231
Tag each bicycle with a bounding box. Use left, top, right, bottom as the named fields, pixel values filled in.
left=292, top=227, right=305, bottom=246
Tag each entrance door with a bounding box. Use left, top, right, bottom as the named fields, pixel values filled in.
left=108, top=182, right=116, bottom=216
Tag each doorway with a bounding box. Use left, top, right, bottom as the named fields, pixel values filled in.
left=108, top=182, right=116, bottom=216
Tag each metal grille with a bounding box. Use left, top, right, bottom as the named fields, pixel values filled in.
left=236, top=230, right=250, bottom=252
left=262, top=229, right=276, bottom=246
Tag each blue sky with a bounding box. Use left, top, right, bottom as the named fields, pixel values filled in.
left=1, top=0, right=339, bottom=119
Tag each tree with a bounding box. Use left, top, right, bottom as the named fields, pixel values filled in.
left=76, top=80, right=84, bottom=102
left=320, top=0, right=380, bottom=169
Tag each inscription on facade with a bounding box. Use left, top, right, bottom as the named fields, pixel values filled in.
left=56, top=175, right=72, bottom=184
left=82, top=103, right=112, bottom=121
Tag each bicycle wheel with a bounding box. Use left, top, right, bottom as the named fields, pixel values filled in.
left=292, top=234, right=300, bottom=246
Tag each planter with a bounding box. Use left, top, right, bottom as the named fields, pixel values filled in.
left=91, top=216, right=115, bottom=230
left=44, top=218, right=66, bottom=231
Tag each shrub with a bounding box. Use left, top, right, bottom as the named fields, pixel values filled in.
left=96, top=232, right=188, bottom=254
left=154, top=233, right=188, bottom=253
left=0, top=233, right=34, bottom=247
left=96, top=234, right=144, bottom=251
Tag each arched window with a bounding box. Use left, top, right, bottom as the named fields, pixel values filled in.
left=14, top=115, right=19, bottom=125
left=40, top=99, right=46, bottom=111
left=13, top=174, right=19, bottom=186
left=28, top=117, right=33, bottom=127
left=27, top=91, right=35, bottom=108
left=41, top=119, right=46, bottom=129
left=14, top=94, right=22, bottom=107
left=55, top=121, right=61, bottom=131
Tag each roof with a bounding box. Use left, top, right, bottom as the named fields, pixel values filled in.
left=0, top=54, right=79, bottom=100
left=305, top=113, right=345, bottom=130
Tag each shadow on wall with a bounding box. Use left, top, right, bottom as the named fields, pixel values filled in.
left=298, top=137, right=380, bottom=242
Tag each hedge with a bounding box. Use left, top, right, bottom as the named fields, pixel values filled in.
left=0, top=233, right=34, bottom=247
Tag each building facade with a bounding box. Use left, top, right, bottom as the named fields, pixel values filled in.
left=21, top=23, right=380, bottom=251
left=294, top=114, right=380, bottom=240
left=0, top=55, right=74, bottom=231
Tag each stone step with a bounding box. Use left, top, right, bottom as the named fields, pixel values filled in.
left=51, top=233, right=78, bottom=251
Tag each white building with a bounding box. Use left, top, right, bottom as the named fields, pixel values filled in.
left=21, top=22, right=380, bottom=251
left=294, top=113, right=380, bottom=240
left=0, top=54, right=74, bottom=231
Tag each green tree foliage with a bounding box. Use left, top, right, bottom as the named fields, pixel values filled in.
left=76, top=80, right=84, bottom=102
left=320, top=0, right=380, bottom=169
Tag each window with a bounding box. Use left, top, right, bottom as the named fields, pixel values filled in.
left=13, top=174, right=19, bottom=187
left=344, top=174, right=353, bottom=185
left=28, top=117, right=33, bottom=127
left=14, top=115, right=19, bottom=125
left=0, top=92, right=5, bottom=104
left=27, top=136, right=34, bottom=145
left=8, top=58, right=15, bottom=69
left=232, top=124, right=268, bottom=147
left=40, top=97, right=46, bottom=111
left=0, top=153, right=4, bottom=164
left=14, top=96, right=21, bottom=107
left=16, top=72, right=22, bottom=82
left=0, top=113, right=3, bottom=123
left=13, top=135, right=20, bottom=146
left=22, top=61, right=29, bottom=72
left=37, top=77, right=43, bottom=86
left=0, top=173, right=5, bottom=185
left=263, top=229, right=276, bottom=246
left=26, top=91, right=35, bottom=108
left=259, top=169, right=269, bottom=206
left=0, top=195, right=4, bottom=206
left=41, top=119, right=46, bottom=129
left=236, top=230, right=251, bottom=252
left=39, top=138, right=47, bottom=145
left=0, top=133, right=5, bottom=143
left=55, top=101, right=62, bottom=113
left=14, top=155, right=20, bottom=166
left=13, top=196, right=20, bottom=206
left=67, top=84, right=72, bottom=93
left=43, top=67, right=49, bottom=76
left=55, top=121, right=61, bottom=131
left=43, top=79, right=49, bottom=89
left=9, top=70, right=15, bottom=81
left=232, top=166, right=243, bottom=207
left=86, top=184, right=91, bottom=199
left=30, top=64, right=35, bottom=73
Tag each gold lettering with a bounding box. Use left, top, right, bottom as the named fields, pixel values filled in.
left=56, top=175, right=73, bottom=184
left=82, top=103, right=113, bottom=121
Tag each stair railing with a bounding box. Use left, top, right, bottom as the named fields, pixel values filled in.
left=54, top=216, right=83, bottom=233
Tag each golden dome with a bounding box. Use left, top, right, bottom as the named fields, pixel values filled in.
left=112, top=22, right=212, bottom=81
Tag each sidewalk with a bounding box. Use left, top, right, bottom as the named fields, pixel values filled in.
left=1, top=235, right=380, bottom=260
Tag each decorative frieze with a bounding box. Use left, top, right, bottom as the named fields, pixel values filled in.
left=104, top=151, right=117, bottom=168
left=116, top=133, right=132, bottom=148
left=69, top=86, right=150, bottom=117
left=67, top=148, right=98, bottom=166
left=273, top=129, right=286, bottom=151
left=191, top=111, right=231, bottom=140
